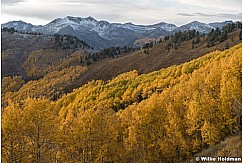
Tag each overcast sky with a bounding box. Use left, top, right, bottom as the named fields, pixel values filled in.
left=1, top=0, right=242, bottom=26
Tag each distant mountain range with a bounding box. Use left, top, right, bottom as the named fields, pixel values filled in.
left=1, top=16, right=234, bottom=49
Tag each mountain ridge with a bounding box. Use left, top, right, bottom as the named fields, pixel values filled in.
left=2, top=16, right=235, bottom=49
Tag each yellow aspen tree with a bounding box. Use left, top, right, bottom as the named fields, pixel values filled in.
left=21, top=98, right=59, bottom=162
left=127, top=93, right=167, bottom=162
left=2, top=102, right=26, bottom=162
left=219, top=51, right=242, bottom=135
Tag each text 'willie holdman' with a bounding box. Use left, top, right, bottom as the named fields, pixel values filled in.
left=196, top=156, right=242, bottom=162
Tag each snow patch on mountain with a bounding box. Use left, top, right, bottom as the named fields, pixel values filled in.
left=1, top=17, right=232, bottom=49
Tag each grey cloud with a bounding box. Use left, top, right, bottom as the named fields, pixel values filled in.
left=193, top=13, right=212, bottom=17
left=2, top=0, right=26, bottom=5
left=2, top=0, right=139, bottom=23
left=177, top=13, right=195, bottom=16
left=1, top=2, right=129, bottom=24
left=59, top=0, right=129, bottom=5
left=216, top=13, right=242, bottom=19
left=178, top=12, right=242, bottom=20
left=194, top=13, right=242, bottom=19
left=2, top=8, right=60, bottom=21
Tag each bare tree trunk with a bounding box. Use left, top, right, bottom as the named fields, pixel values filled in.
left=10, top=139, right=14, bottom=163
left=37, top=125, right=41, bottom=163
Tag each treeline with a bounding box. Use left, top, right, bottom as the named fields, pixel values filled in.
left=81, top=27, right=206, bottom=65
left=140, top=29, right=203, bottom=52
left=82, top=46, right=139, bottom=64
left=1, top=27, right=17, bottom=33
left=54, top=34, right=93, bottom=50
left=1, top=28, right=93, bottom=51
left=165, top=29, right=202, bottom=51
left=1, top=27, right=44, bottom=35
left=141, top=21, right=242, bottom=52
left=207, top=22, right=242, bottom=47
left=2, top=44, right=242, bottom=162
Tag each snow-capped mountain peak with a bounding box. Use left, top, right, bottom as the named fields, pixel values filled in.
left=150, top=22, right=177, bottom=32
left=2, top=20, right=34, bottom=31
left=1, top=16, right=232, bottom=49
left=176, top=21, right=215, bottom=33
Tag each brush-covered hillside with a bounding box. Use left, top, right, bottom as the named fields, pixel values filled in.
left=1, top=31, right=92, bottom=79
left=79, top=29, right=241, bottom=84
left=2, top=44, right=241, bottom=162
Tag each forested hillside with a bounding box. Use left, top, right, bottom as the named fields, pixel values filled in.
left=1, top=27, right=241, bottom=106
left=2, top=44, right=241, bottom=162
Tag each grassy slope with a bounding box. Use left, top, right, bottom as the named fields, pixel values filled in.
left=185, top=135, right=242, bottom=163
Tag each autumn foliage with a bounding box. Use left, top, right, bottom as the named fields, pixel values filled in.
left=2, top=44, right=242, bottom=162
